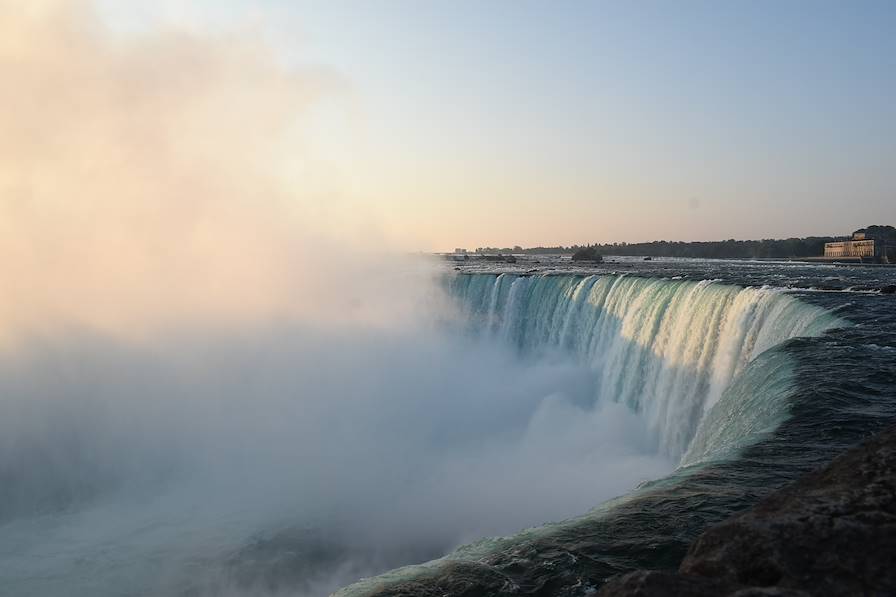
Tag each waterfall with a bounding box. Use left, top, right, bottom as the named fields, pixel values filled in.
left=448, top=274, right=843, bottom=460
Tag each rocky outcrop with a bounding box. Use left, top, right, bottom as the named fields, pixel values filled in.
left=599, top=426, right=896, bottom=596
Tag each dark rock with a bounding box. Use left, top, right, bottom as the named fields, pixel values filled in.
left=597, top=570, right=741, bottom=597
left=880, top=284, right=896, bottom=294
left=599, top=425, right=896, bottom=596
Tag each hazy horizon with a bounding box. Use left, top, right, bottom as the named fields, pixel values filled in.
left=438, top=226, right=892, bottom=251
left=87, top=0, right=896, bottom=252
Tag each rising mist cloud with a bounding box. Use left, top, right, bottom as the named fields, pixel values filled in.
left=0, top=4, right=672, bottom=596
left=0, top=0, right=421, bottom=344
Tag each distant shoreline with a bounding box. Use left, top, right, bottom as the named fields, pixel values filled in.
left=446, top=226, right=895, bottom=262
left=440, top=253, right=894, bottom=267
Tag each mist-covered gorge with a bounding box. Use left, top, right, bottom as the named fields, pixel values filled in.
left=0, top=272, right=847, bottom=597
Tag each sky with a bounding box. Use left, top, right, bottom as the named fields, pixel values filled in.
left=86, top=1, right=896, bottom=249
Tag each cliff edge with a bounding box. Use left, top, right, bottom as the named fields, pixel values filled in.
left=599, top=425, right=896, bottom=596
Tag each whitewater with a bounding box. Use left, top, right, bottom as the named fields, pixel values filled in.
left=334, top=261, right=896, bottom=597
left=4, top=264, right=896, bottom=597
left=448, top=274, right=839, bottom=462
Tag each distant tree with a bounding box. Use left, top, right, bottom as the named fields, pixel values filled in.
left=864, top=225, right=896, bottom=240
left=571, top=246, right=603, bottom=262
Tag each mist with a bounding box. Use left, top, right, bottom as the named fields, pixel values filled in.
left=1, top=324, right=671, bottom=595
left=0, top=3, right=672, bottom=596
left=0, top=0, right=407, bottom=344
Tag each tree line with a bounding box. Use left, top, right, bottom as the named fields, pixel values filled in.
left=474, top=236, right=848, bottom=259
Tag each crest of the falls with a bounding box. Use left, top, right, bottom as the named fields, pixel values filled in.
left=448, top=274, right=844, bottom=461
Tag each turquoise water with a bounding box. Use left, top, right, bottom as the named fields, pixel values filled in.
left=2, top=264, right=894, bottom=597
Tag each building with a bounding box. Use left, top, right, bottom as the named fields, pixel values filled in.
left=824, top=238, right=875, bottom=258
left=824, top=227, right=896, bottom=262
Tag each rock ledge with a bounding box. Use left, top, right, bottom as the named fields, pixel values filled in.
left=599, top=426, right=896, bottom=596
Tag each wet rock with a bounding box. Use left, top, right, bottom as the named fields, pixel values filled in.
left=596, top=570, right=740, bottom=597
left=880, top=284, right=896, bottom=294
left=599, top=425, right=896, bottom=596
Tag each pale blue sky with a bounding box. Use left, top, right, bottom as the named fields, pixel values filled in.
left=98, top=1, right=896, bottom=249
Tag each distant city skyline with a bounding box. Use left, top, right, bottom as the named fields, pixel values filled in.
left=95, top=1, right=895, bottom=250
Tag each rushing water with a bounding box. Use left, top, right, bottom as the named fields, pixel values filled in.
left=448, top=274, right=840, bottom=461
left=337, top=260, right=896, bottom=597
left=1, top=259, right=895, bottom=597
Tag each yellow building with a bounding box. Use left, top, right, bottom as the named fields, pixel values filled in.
left=823, top=227, right=896, bottom=261
left=824, top=239, right=876, bottom=258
